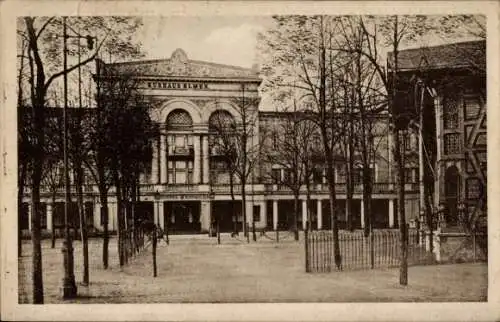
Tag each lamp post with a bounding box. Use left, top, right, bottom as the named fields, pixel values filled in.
left=61, top=17, right=96, bottom=299
left=61, top=16, right=77, bottom=299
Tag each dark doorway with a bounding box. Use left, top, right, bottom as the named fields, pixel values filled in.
left=444, top=166, right=461, bottom=226
left=135, top=201, right=154, bottom=226
left=278, top=200, right=295, bottom=231
left=266, top=201, right=273, bottom=230
left=165, top=201, right=201, bottom=234
left=212, top=200, right=242, bottom=233
left=372, top=199, right=389, bottom=228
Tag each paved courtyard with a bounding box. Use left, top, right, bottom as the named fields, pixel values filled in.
left=18, top=234, right=488, bottom=303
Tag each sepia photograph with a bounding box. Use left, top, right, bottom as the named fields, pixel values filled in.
left=1, top=1, right=499, bottom=321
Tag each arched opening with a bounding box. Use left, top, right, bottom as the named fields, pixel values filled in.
left=208, top=110, right=239, bottom=232
left=444, top=165, right=461, bottom=226
left=208, top=110, right=237, bottom=184
left=166, top=109, right=193, bottom=131
left=208, top=110, right=236, bottom=132
left=165, top=109, right=194, bottom=184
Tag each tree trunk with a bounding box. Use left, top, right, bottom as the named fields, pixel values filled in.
left=18, top=161, right=27, bottom=257
left=293, top=190, right=299, bottom=240
left=30, top=91, right=46, bottom=304
left=30, top=172, right=44, bottom=303
left=241, top=177, right=248, bottom=239
left=76, top=163, right=89, bottom=285
left=394, top=129, right=408, bottom=285
left=51, top=193, right=56, bottom=248
left=325, top=159, right=341, bottom=270
left=362, top=172, right=372, bottom=237
left=113, top=168, right=124, bottom=267
left=230, top=171, right=237, bottom=235
left=346, top=119, right=355, bottom=231
left=99, top=186, right=109, bottom=269
left=305, top=178, right=312, bottom=231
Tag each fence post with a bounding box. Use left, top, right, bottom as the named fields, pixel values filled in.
left=370, top=229, right=374, bottom=269
left=217, top=219, right=221, bottom=245
left=305, top=221, right=309, bottom=272
left=252, top=221, right=256, bottom=242
left=276, top=228, right=279, bottom=243
left=152, top=228, right=157, bottom=277
left=472, top=232, right=476, bottom=263
left=246, top=223, right=250, bottom=243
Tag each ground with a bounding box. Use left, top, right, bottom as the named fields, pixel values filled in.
left=18, top=233, right=488, bottom=303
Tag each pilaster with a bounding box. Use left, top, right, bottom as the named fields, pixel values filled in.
left=46, top=203, right=53, bottom=232
left=202, top=135, right=209, bottom=183
left=388, top=199, right=395, bottom=228
left=160, top=135, right=167, bottom=183
left=272, top=200, right=278, bottom=230
left=193, top=135, right=201, bottom=184
left=151, top=137, right=158, bottom=184
left=360, top=199, right=365, bottom=229
left=302, top=199, right=307, bottom=230
left=200, top=200, right=211, bottom=233
left=317, top=199, right=323, bottom=230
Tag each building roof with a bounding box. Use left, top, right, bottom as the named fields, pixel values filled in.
left=389, top=40, right=485, bottom=72
left=101, top=48, right=261, bottom=81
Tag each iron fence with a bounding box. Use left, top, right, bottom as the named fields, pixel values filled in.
left=305, top=228, right=434, bottom=272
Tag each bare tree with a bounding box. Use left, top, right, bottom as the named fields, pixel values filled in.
left=260, top=15, right=347, bottom=268
left=17, top=16, right=144, bottom=302
left=263, top=94, right=316, bottom=239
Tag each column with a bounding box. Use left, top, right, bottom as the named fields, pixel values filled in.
left=160, top=135, right=167, bottom=184
left=158, top=202, right=165, bottom=230
left=302, top=199, right=307, bottom=230
left=202, top=135, right=209, bottom=184
left=389, top=199, right=395, bottom=228
left=259, top=201, right=266, bottom=228
left=200, top=200, right=211, bottom=233
left=94, top=201, right=101, bottom=229
left=193, top=135, right=201, bottom=184
left=272, top=200, right=278, bottom=230
left=28, top=203, right=32, bottom=232
left=360, top=199, right=365, bottom=229
left=109, top=202, right=117, bottom=231
left=433, top=95, right=442, bottom=206
left=151, top=137, right=158, bottom=184
left=153, top=201, right=160, bottom=225
left=246, top=201, right=253, bottom=224
left=46, top=203, right=53, bottom=232
left=317, top=199, right=323, bottom=230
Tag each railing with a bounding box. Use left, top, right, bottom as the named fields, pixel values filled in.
left=31, top=181, right=419, bottom=196
left=305, top=229, right=434, bottom=272
left=263, top=182, right=417, bottom=194
left=212, top=184, right=241, bottom=193
left=164, top=184, right=198, bottom=192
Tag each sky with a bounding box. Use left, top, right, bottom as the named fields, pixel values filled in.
left=138, top=16, right=274, bottom=68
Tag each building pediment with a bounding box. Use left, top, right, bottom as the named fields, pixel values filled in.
left=104, top=48, right=261, bottom=81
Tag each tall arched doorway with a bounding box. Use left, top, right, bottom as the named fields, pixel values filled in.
left=444, top=165, right=461, bottom=226
left=166, top=109, right=194, bottom=184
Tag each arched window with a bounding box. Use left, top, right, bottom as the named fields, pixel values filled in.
left=166, top=109, right=193, bottom=131
left=208, top=110, right=235, bottom=132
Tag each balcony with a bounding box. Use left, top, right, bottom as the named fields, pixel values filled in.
left=263, top=182, right=418, bottom=194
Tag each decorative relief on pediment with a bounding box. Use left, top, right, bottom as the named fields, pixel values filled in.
left=109, top=49, right=259, bottom=79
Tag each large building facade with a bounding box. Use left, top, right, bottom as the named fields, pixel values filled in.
left=26, top=43, right=487, bottom=236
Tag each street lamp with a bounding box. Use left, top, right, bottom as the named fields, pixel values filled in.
left=61, top=17, right=96, bottom=299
